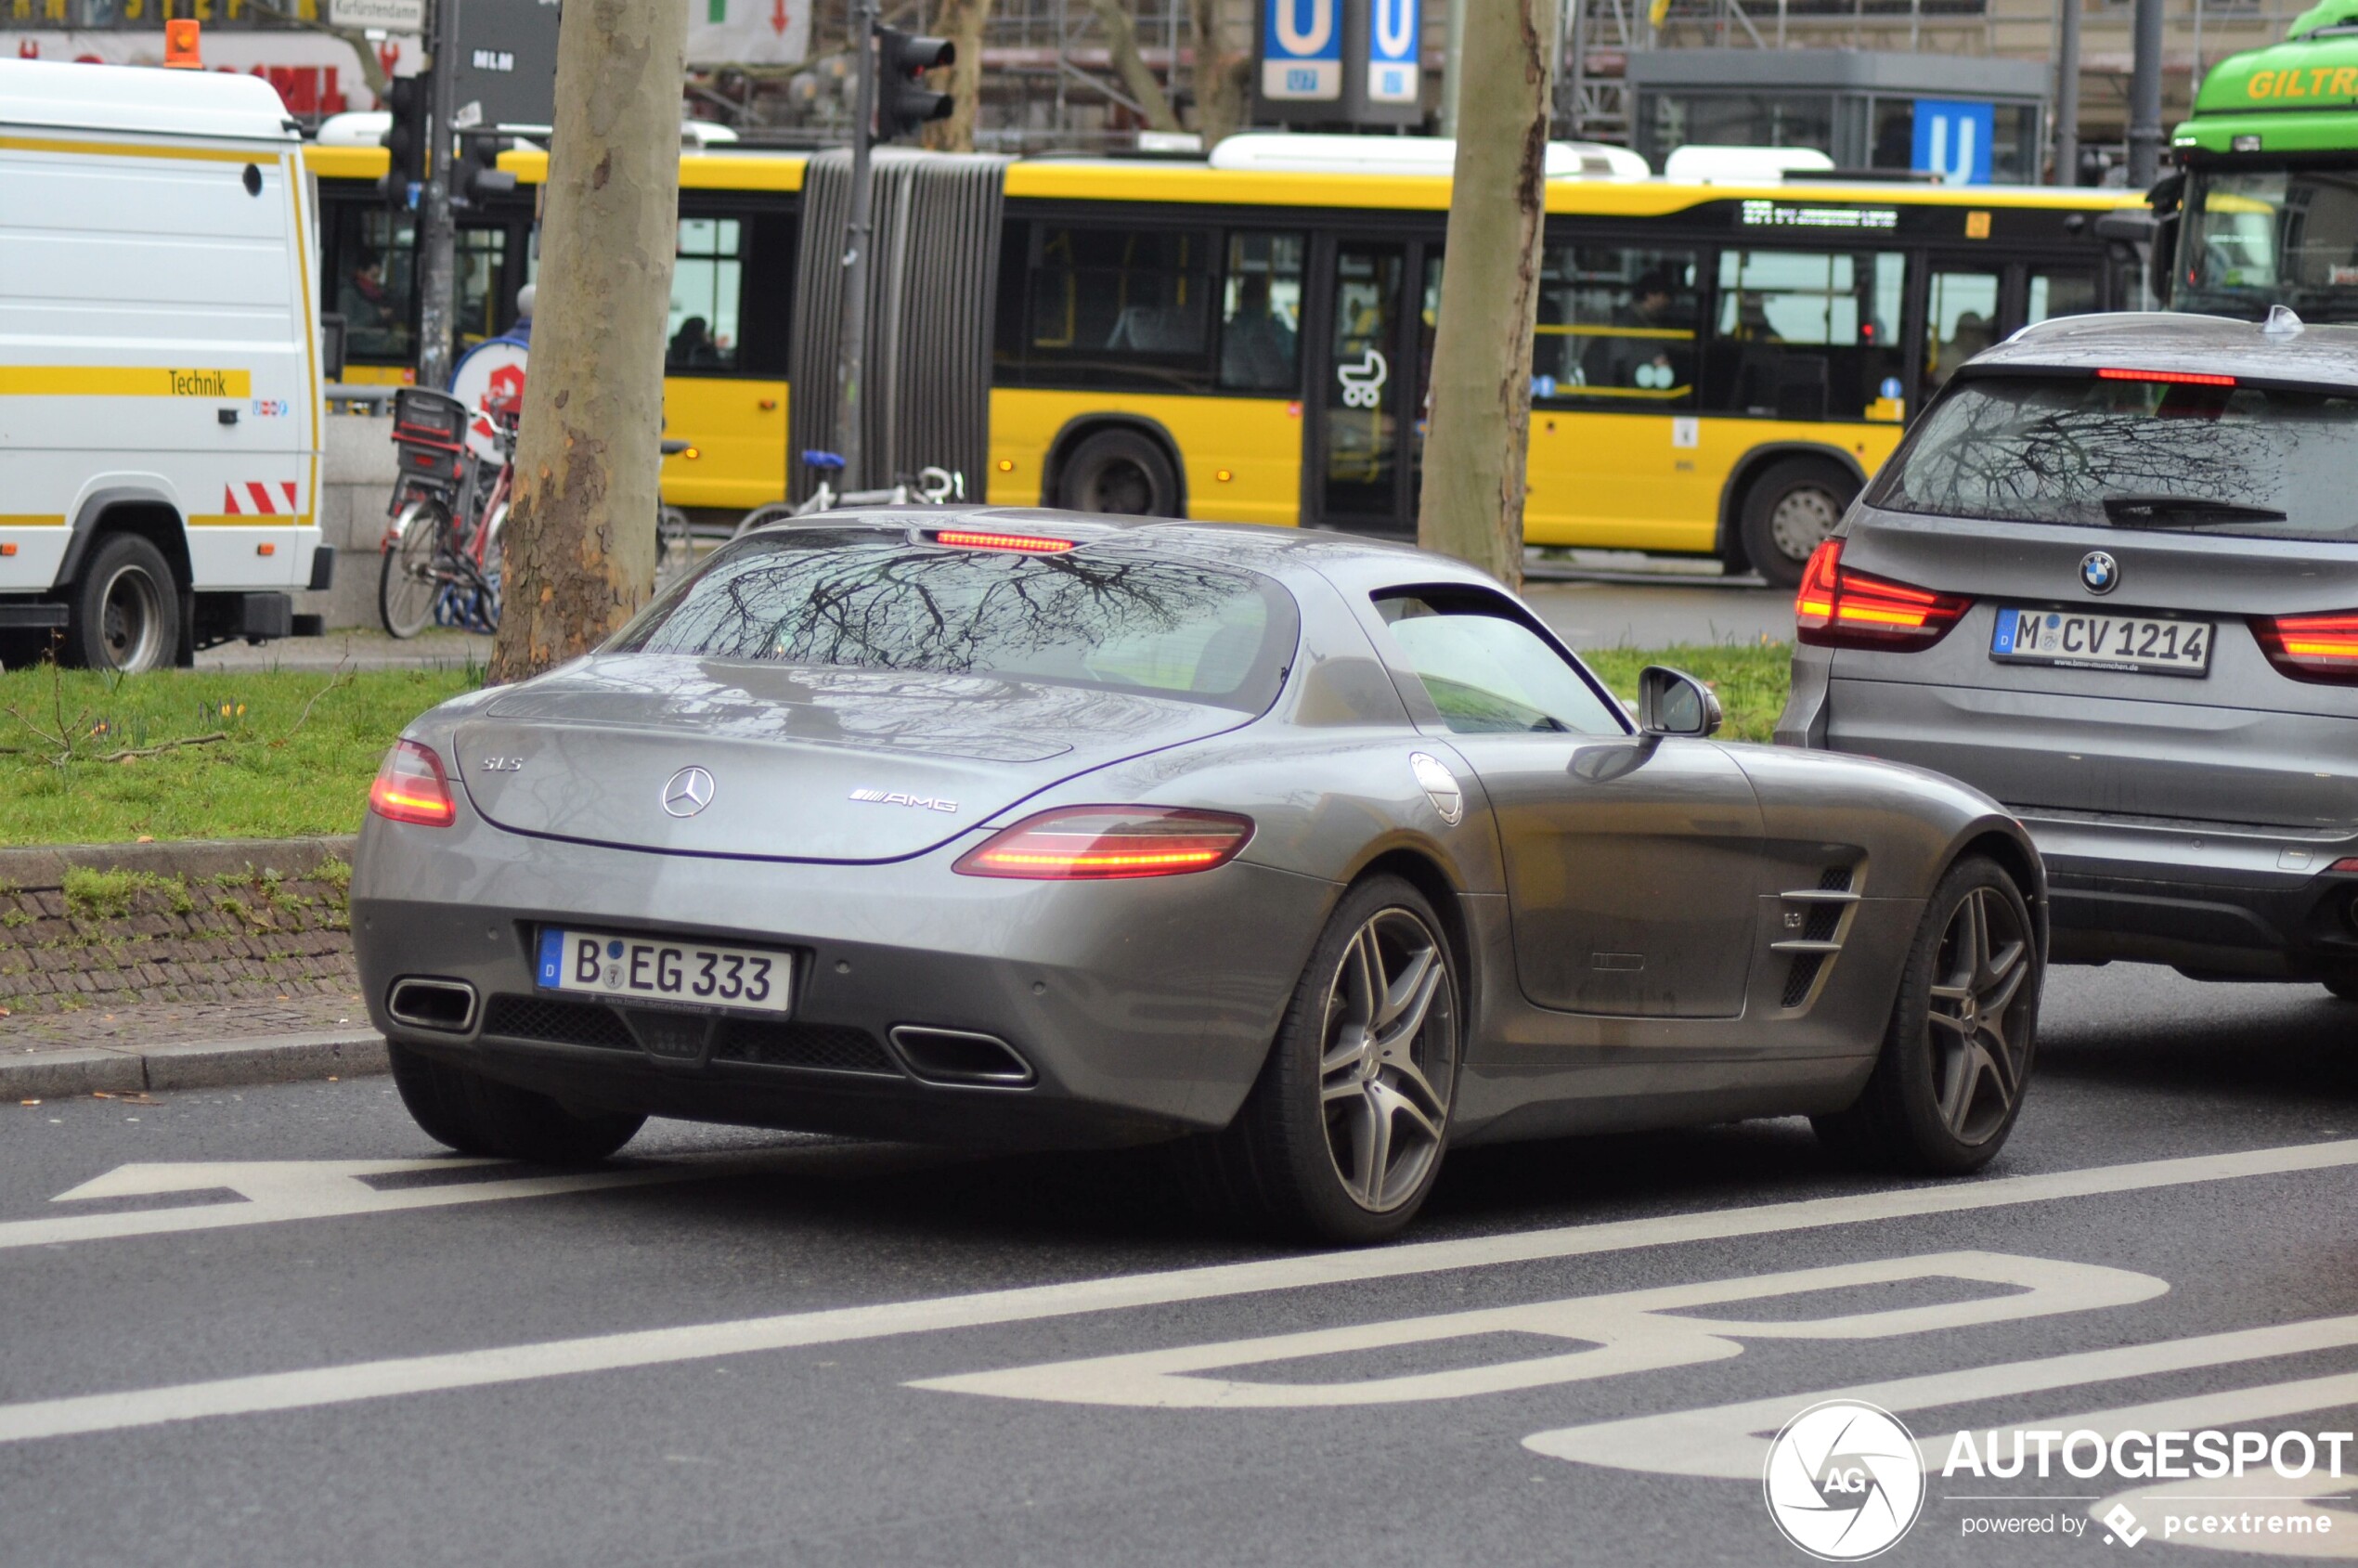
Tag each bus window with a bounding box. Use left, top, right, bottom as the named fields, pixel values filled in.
left=1218, top=231, right=1303, bottom=393
left=668, top=216, right=744, bottom=371
left=1533, top=246, right=1699, bottom=409
left=2027, top=266, right=2097, bottom=325
left=456, top=226, right=509, bottom=351
left=1018, top=226, right=1215, bottom=392
left=329, top=204, right=417, bottom=364
left=1705, top=250, right=1906, bottom=422
left=1924, top=268, right=1999, bottom=395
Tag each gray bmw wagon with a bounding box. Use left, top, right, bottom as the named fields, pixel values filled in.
left=1780, top=308, right=2358, bottom=993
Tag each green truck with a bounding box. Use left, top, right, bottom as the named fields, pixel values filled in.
left=2153, top=0, right=2358, bottom=318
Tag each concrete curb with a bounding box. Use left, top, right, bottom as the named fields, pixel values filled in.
left=2, top=1030, right=386, bottom=1099
left=0, top=835, right=358, bottom=889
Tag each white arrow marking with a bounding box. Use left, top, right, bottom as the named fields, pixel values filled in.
left=0, top=1140, right=2353, bottom=1445
left=1, top=1158, right=702, bottom=1252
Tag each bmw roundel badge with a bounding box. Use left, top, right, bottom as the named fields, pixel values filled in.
left=2079, top=550, right=2119, bottom=595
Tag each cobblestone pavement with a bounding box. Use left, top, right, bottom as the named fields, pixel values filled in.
left=0, top=990, right=366, bottom=1052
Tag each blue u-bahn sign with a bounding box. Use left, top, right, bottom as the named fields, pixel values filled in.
left=1263, top=0, right=1342, bottom=102
left=1913, top=98, right=1995, bottom=185
left=1367, top=0, right=1419, bottom=105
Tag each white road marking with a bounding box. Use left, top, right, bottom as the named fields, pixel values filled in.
left=911, top=1252, right=2164, bottom=1408
left=0, top=1159, right=701, bottom=1251
left=1522, top=1315, right=2358, bottom=1481
left=1, top=1138, right=2353, bottom=1445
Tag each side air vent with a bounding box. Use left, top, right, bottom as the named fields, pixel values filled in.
left=1776, top=865, right=1859, bottom=1009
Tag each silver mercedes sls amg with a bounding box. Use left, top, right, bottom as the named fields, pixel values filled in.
left=354, top=509, right=2047, bottom=1241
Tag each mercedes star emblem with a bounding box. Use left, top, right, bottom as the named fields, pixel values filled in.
left=2079, top=550, right=2119, bottom=595
left=661, top=766, right=715, bottom=818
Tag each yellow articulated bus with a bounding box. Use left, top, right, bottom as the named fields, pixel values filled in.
left=306, top=136, right=2139, bottom=583
left=303, top=141, right=804, bottom=514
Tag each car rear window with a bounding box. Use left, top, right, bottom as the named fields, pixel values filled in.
left=1870, top=373, right=2358, bottom=543
left=609, top=527, right=1299, bottom=711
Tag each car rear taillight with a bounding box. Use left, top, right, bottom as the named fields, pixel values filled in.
left=2094, top=367, right=2237, bottom=388
left=369, top=739, right=457, bottom=827
left=2254, top=610, right=2358, bottom=684
left=953, top=807, right=1253, bottom=880
left=1794, top=538, right=1973, bottom=651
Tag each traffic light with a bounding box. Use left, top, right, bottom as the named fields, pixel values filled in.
left=458, top=136, right=517, bottom=208
left=875, top=26, right=954, bottom=141
left=380, top=76, right=426, bottom=206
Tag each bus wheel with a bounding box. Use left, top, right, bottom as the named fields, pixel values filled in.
left=1057, top=428, right=1179, bottom=517
left=1739, top=459, right=1855, bottom=589
left=64, top=533, right=180, bottom=675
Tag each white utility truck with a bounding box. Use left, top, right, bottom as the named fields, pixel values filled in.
left=0, top=58, right=328, bottom=671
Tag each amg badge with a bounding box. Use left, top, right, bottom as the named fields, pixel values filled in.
left=849, top=788, right=959, bottom=813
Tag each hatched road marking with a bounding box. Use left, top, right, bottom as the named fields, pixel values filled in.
left=0, top=1139, right=2353, bottom=1445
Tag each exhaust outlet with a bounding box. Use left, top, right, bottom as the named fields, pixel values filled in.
left=887, top=1026, right=1036, bottom=1088
left=387, top=978, right=478, bottom=1034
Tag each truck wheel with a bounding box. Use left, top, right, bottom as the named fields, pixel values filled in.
left=1056, top=428, right=1179, bottom=517
left=64, top=534, right=179, bottom=674
left=1739, top=459, right=1856, bottom=589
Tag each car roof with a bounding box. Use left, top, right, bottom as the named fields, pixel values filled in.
left=746, top=506, right=1509, bottom=589
left=1971, top=309, right=2358, bottom=386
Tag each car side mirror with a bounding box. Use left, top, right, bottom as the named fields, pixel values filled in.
left=1637, top=666, right=1721, bottom=738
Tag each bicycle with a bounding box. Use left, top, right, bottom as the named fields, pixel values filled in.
left=730, top=452, right=965, bottom=539
left=379, top=387, right=507, bottom=639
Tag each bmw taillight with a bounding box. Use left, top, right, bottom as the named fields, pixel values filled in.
left=953, top=807, right=1253, bottom=880
left=2254, top=610, right=2358, bottom=684
left=369, top=738, right=457, bottom=827
left=1794, top=538, right=1973, bottom=651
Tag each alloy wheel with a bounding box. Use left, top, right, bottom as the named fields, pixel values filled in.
left=1768, top=485, right=1843, bottom=563
left=1318, top=907, right=1457, bottom=1212
left=1925, top=886, right=2032, bottom=1145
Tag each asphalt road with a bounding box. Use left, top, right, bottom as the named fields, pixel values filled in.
left=5, top=963, right=2353, bottom=1568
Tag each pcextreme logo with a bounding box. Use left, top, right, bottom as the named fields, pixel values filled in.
left=1764, top=1400, right=1927, bottom=1561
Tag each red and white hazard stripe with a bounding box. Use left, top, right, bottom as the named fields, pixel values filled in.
left=221, top=481, right=301, bottom=516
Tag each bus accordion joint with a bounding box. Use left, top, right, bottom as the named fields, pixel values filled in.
left=931, top=529, right=1076, bottom=554
left=2095, top=367, right=2237, bottom=387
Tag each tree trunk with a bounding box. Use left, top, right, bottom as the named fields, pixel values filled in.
left=1086, top=0, right=1181, bottom=133
left=922, top=0, right=992, bottom=153
left=486, top=0, right=687, bottom=684
left=1187, top=0, right=1245, bottom=148
left=1414, top=0, right=1557, bottom=592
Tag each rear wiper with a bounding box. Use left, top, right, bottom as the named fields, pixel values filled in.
left=2102, top=494, right=2288, bottom=527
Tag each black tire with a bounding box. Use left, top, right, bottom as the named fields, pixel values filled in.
left=379, top=500, right=445, bottom=639
left=1813, top=856, right=2041, bottom=1174
left=387, top=1041, right=644, bottom=1166
left=63, top=533, right=179, bottom=674
left=1056, top=428, right=1180, bottom=517
left=1738, top=458, right=1857, bottom=589
left=2323, top=969, right=2358, bottom=1003
left=1190, top=875, right=1462, bottom=1244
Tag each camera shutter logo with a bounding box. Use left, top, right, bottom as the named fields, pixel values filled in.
left=1762, top=1399, right=1925, bottom=1561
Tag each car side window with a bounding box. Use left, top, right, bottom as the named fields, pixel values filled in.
left=1373, top=593, right=1626, bottom=735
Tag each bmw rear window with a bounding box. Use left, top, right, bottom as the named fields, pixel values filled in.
left=1871, top=373, right=2358, bottom=543
left=609, top=528, right=1299, bottom=711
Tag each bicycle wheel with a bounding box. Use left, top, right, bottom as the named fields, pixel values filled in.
left=379, top=500, right=446, bottom=639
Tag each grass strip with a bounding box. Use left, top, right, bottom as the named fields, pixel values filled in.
left=0, top=641, right=1797, bottom=846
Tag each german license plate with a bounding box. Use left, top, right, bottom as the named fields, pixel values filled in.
left=535, top=928, right=791, bottom=1014
left=1990, top=606, right=2212, bottom=676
